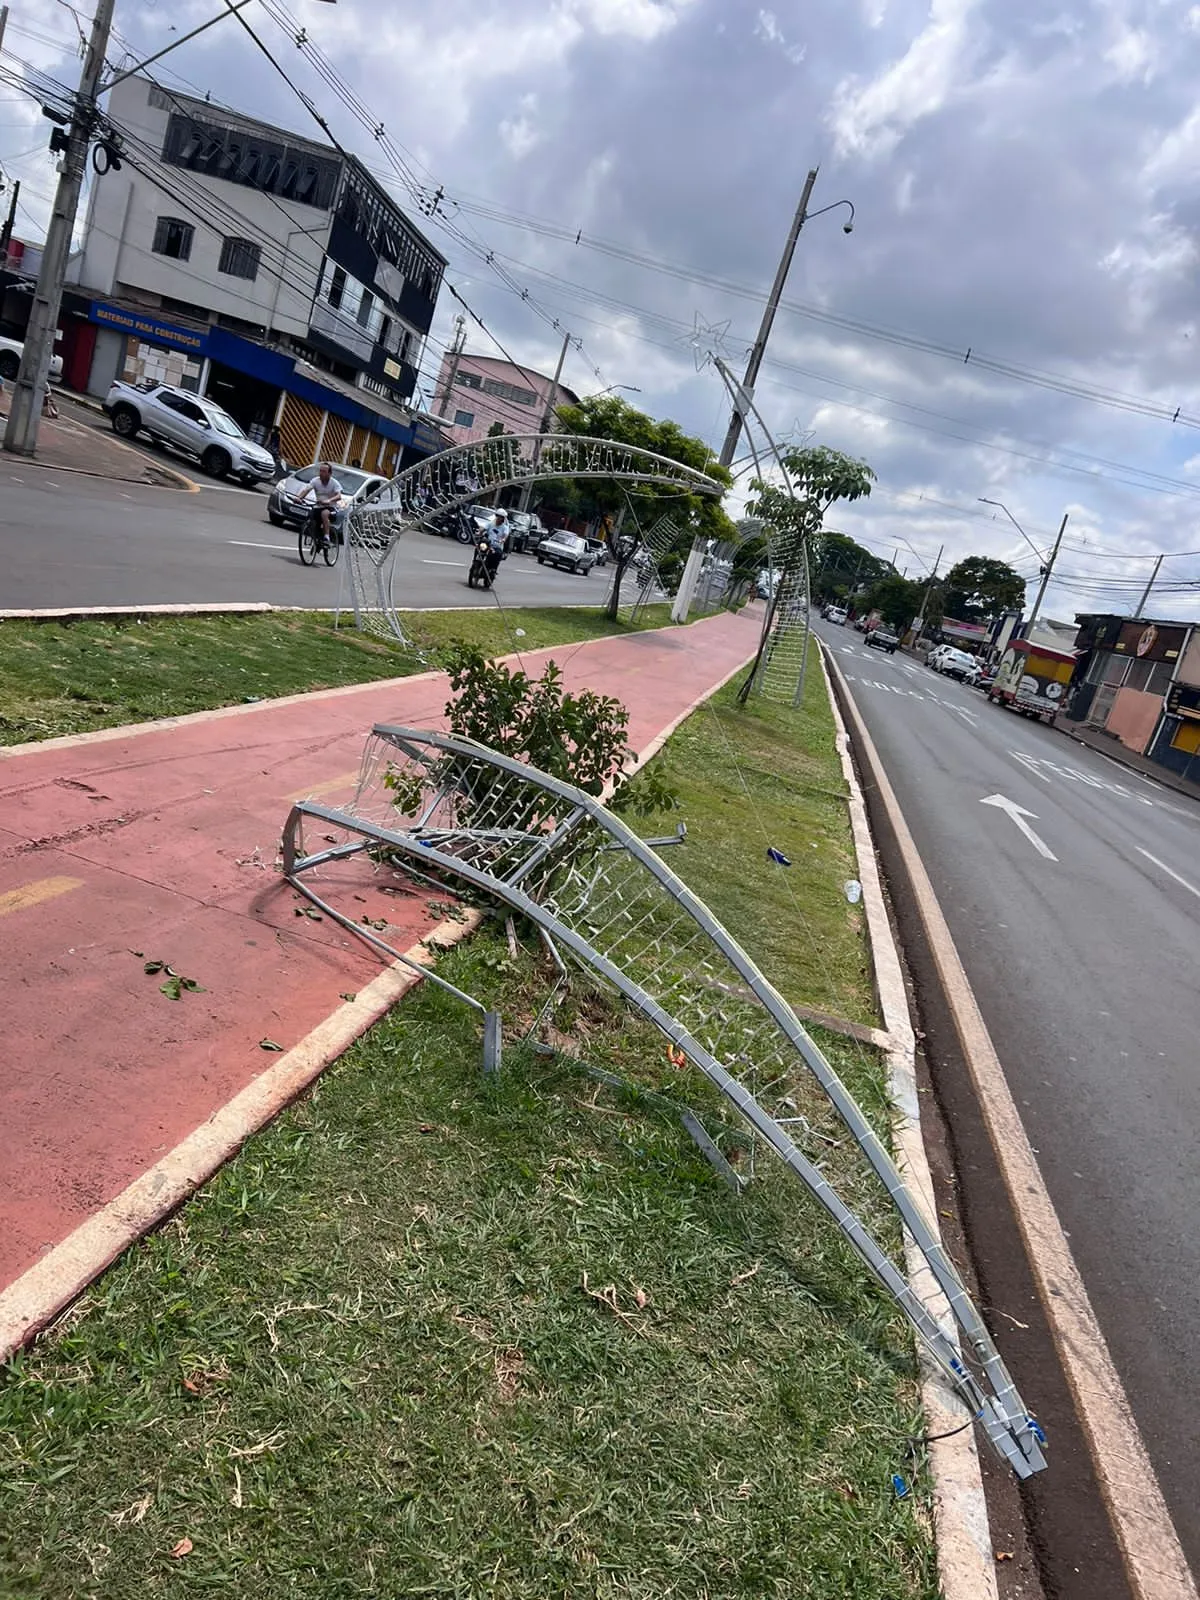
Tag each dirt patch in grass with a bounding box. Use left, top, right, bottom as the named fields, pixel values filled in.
left=0, top=606, right=670, bottom=746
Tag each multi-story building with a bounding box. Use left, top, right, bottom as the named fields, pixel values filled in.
left=60, top=77, right=448, bottom=473
left=431, top=348, right=579, bottom=447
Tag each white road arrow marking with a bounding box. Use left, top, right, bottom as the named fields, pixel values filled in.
left=980, top=793, right=1058, bottom=860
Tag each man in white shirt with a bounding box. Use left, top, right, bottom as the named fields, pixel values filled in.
left=298, top=462, right=344, bottom=544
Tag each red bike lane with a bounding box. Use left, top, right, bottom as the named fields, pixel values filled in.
left=0, top=611, right=757, bottom=1325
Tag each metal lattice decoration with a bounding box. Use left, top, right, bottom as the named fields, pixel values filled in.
left=344, top=434, right=726, bottom=644
left=283, top=727, right=1047, bottom=1481
left=714, top=357, right=816, bottom=706
left=618, top=512, right=680, bottom=624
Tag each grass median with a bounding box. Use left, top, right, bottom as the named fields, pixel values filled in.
left=0, top=646, right=933, bottom=1597
left=0, top=605, right=670, bottom=747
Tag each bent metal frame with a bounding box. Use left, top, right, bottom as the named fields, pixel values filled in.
left=342, top=434, right=727, bottom=645
left=283, top=726, right=1047, bottom=1481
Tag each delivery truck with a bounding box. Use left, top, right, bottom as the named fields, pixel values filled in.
left=986, top=639, right=1076, bottom=725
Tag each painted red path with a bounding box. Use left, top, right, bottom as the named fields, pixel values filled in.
left=0, top=612, right=756, bottom=1293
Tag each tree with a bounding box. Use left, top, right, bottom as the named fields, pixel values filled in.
left=942, top=556, right=1026, bottom=622
left=553, top=394, right=734, bottom=619
left=864, top=573, right=923, bottom=632
left=810, top=530, right=890, bottom=604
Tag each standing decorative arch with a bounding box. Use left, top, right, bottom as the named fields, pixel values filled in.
left=344, top=434, right=726, bottom=644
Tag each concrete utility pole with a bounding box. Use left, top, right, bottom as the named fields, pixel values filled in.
left=673, top=168, right=826, bottom=623
left=1025, top=511, right=1069, bottom=633
left=518, top=326, right=570, bottom=514
left=435, top=314, right=466, bottom=419
left=913, top=544, right=944, bottom=639
left=1134, top=553, right=1164, bottom=620
left=4, top=0, right=116, bottom=457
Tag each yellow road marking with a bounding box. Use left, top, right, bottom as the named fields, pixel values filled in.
left=286, top=771, right=360, bottom=804
left=0, top=876, right=84, bottom=919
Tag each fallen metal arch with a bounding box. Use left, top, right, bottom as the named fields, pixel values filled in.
left=344, top=434, right=725, bottom=644
left=282, top=726, right=1046, bottom=1480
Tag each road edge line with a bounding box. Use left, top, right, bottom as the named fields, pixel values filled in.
left=0, top=910, right=483, bottom=1365
left=817, top=640, right=999, bottom=1600
left=823, top=644, right=1198, bottom=1600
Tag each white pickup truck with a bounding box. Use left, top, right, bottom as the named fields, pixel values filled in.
left=103, top=380, right=276, bottom=485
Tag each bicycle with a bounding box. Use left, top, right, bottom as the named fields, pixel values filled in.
left=298, top=506, right=341, bottom=567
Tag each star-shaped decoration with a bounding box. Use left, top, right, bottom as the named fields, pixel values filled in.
left=682, top=311, right=732, bottom=372
left=778, top=418, right=816, bottom=451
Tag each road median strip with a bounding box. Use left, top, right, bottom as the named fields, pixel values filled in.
left=0, top=629, right=952, bottom=1598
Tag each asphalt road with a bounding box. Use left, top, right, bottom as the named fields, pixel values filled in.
left=819, top=617, right=1200, bottom=1578
left=0, top=456, right=629, bottom=611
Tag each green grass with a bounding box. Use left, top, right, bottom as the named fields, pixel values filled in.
left=0, top=640, right=933, bottom=1597
left=634, top=648, right=876, bottom=1029
left=0, top=934, right=934, bottom=1600
left=0, top=606, right=670, bottom=746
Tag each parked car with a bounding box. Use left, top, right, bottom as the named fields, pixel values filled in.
left=505, top=510, right=544, bottom=554
left=267, top=463, right=389, bottom=529
left=0, top=335, right=62, bottom=383
left=103, top=380, right=276, bottom=484
left=823, top=604, right=849, bottom=625
left=927, top=645, right=980, bottom=683
left=536, top=531, right=598, bottom=575
left=585, top=536, right=609, bottom=567
left=865, top=626, right=900, bottom=654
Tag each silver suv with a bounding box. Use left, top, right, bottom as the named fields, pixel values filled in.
left=104, top=380, right=276, bottom=485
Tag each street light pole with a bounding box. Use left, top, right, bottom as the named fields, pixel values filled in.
left=3, top=0, right=116, bottom=457
left=1025, top=511, right=1069, bottom=633
left=673, top=168, right=854, bottom=623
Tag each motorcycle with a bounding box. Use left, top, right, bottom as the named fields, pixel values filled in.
left=467, top=537, right=504, bottom=589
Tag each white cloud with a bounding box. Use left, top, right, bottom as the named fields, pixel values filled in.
left=829, top=0, right=982, bottom=159
left=754, top=10, right=807, bottom=64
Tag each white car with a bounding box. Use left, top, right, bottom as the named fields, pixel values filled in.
left=103, top=380, right=276, bottom=485
left=267, top=463, right=389, bottom=528
left=927, top=645, right=980, bottom=683
left=823, top=604, right=849, bottom=625
left=0, top=335, right=63, bottom=383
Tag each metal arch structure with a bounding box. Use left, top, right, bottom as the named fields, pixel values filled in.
left=344, top=434, right=726, bottom=644
left=282, top=725, right=1047, bottom=1481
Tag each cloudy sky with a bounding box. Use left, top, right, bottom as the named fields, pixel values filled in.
left=5, top=0, right=1200, bottom=619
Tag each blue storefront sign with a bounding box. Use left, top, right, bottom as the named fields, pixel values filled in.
left=87, top=300, right=210, bottom=356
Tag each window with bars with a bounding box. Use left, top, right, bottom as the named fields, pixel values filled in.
left=218, top=236, right=261, bottom=280
left=152, top=217, right=194, bottom=261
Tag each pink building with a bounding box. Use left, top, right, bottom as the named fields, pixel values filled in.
left=431, top=350, right=579, bottom=446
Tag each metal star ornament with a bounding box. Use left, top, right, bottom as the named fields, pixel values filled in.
left=683, top=311, right=732, bottom=372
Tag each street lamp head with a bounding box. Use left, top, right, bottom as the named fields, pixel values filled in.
left=842, top=221, right=854, bottom=234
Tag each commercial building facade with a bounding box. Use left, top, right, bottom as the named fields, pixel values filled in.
left=431, top=350, right=579, bottom=447
left=57, top=77, right=448, bottom=473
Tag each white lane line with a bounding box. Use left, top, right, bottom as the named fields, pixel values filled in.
left=227, top=540, right=295, bottom=552
left=423, top=559, right=465, bottom=566
left=980, top=793, right=1058, bottom=860
left=954, top=707, right=979, bottom=724
left=1010, top=750, right=1053, bottom=784
left=1136, top=847, right=1200, bottom=900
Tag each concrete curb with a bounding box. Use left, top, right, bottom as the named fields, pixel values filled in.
left=817, top=641, right=999, bottom=1600
left=0, top=603, right=277, bottom=623
left=820, top=645, right=1198, bottom=1600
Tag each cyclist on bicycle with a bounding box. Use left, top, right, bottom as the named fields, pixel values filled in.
left=298, top=462, right=344, bottom=545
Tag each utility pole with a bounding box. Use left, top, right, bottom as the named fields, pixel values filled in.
left=913, top=544, right=944, bottom=640
left=1134, top=553, right=1164, bottom=620
left=0, top=179, right=19, bottom=263
left=1024, top=512, right=1068, bottom=634
left=673, top=168, right=822, bottom=623
left=434, top=314, right=466, bottom=419
left=4, top=0, right=116, bottom=456
left=518, top=326, right=570, bottom=513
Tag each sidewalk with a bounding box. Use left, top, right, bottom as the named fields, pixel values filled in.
left=0, top=392, right=194, bottom=488
left=0, top=611, right=756, bottom=1305
left=1057, top=715, right=1200, bottom=805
